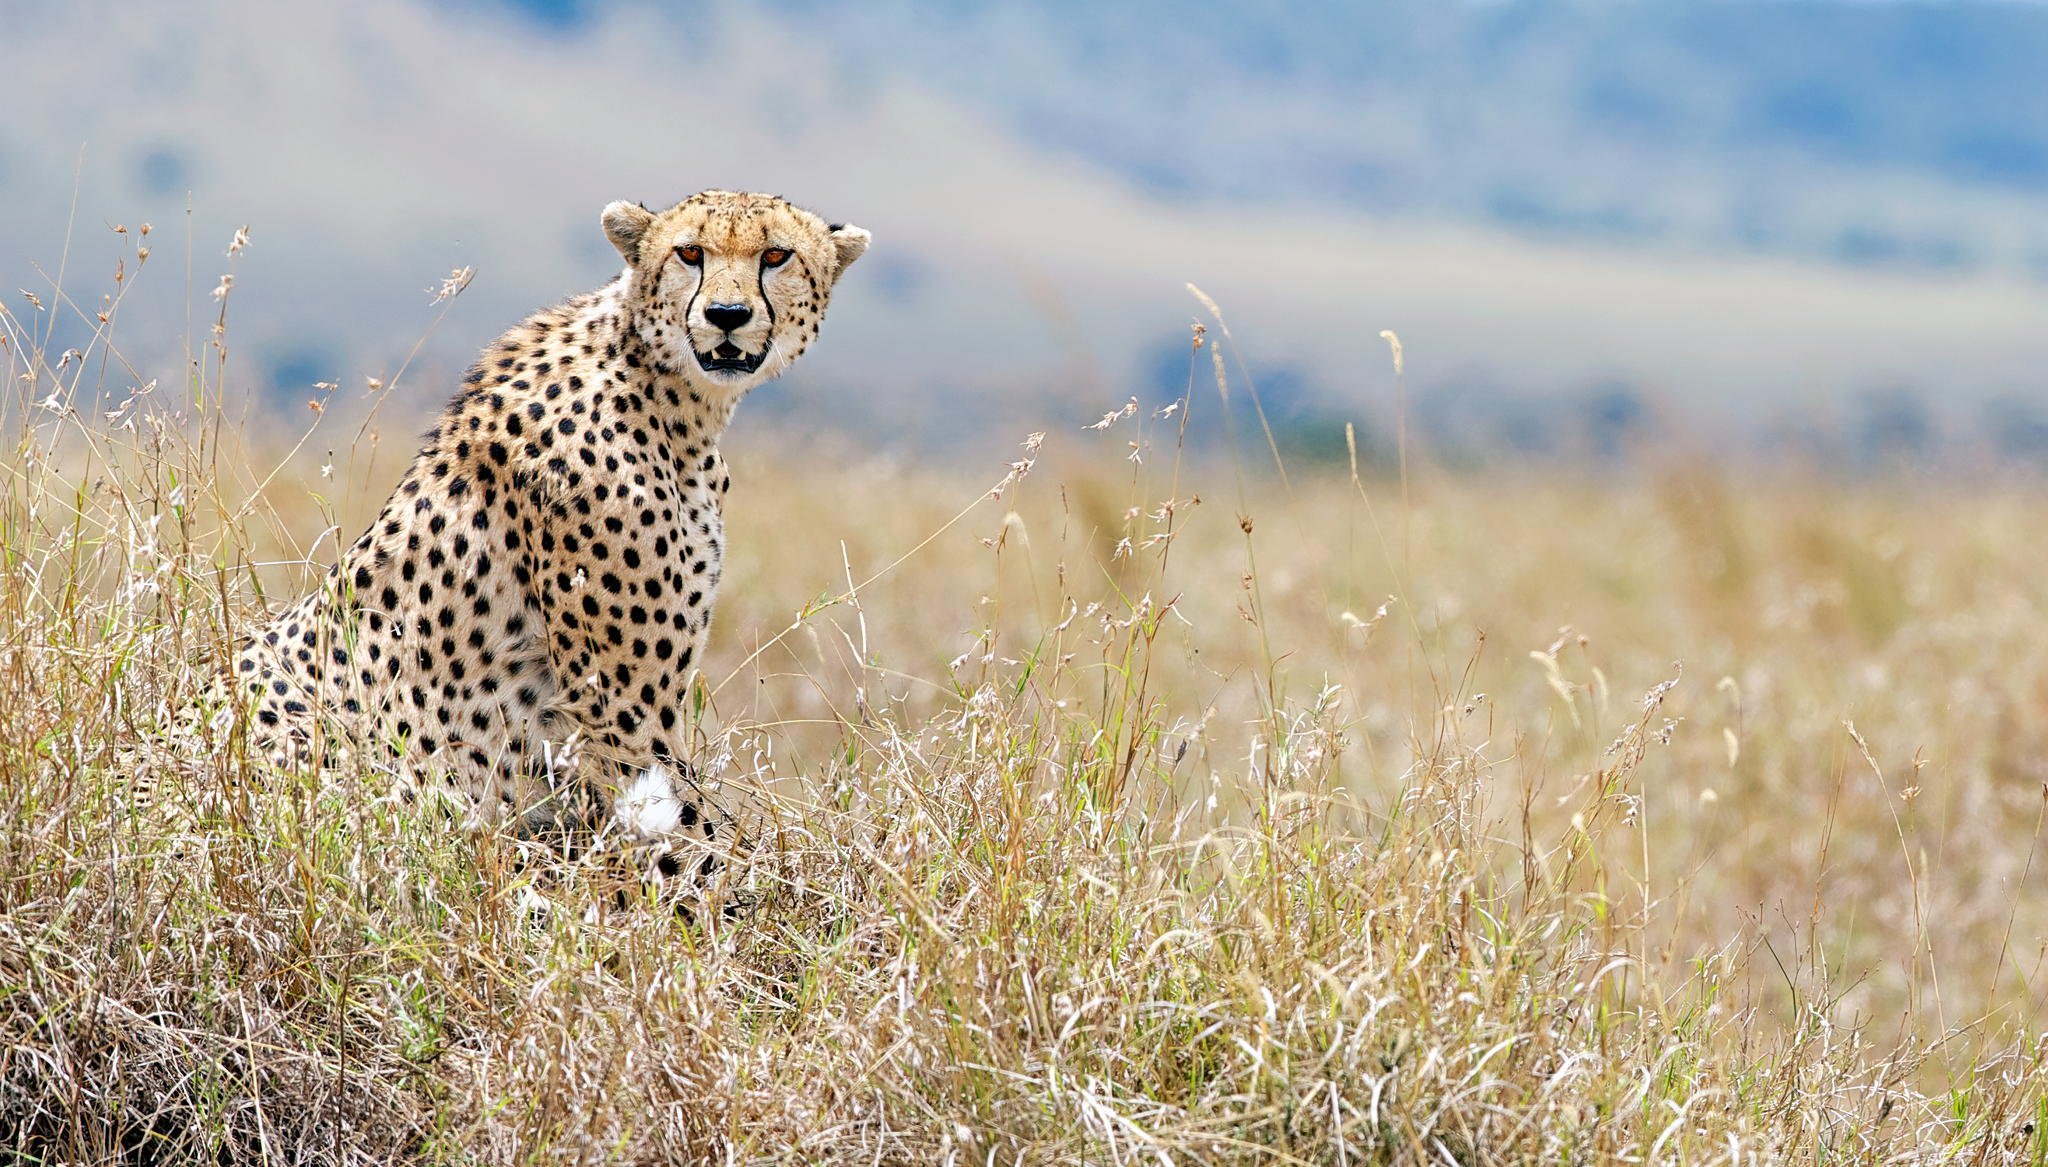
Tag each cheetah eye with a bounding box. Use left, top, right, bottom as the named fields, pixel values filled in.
left=675, top=244, right=703, bottom=266
left=761, top=247, right=792, bottom=268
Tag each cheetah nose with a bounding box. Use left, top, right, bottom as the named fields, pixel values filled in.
left=703, top=302, right=752, bottom=332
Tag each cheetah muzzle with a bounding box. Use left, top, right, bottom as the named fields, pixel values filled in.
left=696, top=340, right=766, bottom=376
left=218, top=190, right=869, bottom=891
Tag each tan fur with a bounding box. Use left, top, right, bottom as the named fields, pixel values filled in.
left=225, top=191, right=867, bottom=870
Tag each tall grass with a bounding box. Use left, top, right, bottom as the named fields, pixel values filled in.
left=5, top=218, right=2048, bottom=1163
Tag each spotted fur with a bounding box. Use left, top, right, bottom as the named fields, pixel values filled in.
left=226, top=191, right=869, bottom=869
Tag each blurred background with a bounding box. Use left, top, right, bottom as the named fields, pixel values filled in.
left=6, top=0, right=2048, bottom=466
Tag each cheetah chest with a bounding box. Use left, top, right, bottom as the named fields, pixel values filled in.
left=516, top=437, right=727, bottom=761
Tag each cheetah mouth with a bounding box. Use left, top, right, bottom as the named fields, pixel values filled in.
left=695, top=341, right=767, bottom=375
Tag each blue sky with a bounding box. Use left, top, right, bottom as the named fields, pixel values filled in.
left=4, top=0, right=2047, bottom=455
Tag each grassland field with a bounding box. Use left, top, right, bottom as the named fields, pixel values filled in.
left=6, top=243, right=2048, bottom=1163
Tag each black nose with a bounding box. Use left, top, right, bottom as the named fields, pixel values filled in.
left=703, top=302, right=752, bottom=332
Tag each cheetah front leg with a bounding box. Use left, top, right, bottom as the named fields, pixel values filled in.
left=518, top=533, right=728, bottom=885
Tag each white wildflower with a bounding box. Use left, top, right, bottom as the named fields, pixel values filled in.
left=430, top=266, right=475, bottom=305
left=1084, top=398, right=1138, bottom=431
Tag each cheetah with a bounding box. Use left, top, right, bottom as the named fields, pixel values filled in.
left=224, top=190, right=869, bottom=874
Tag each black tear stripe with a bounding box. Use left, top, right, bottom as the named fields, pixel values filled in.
left=679, top=257, right=704, bottom=355
left=756, top=254, right=777, bottom=344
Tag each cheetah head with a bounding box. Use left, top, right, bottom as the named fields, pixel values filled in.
left=600, top=191, right=869, bottom=394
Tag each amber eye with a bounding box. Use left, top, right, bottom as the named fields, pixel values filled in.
left=676, top=244, right=703, bottom=265
left=762, top=247, right=792, bottom=267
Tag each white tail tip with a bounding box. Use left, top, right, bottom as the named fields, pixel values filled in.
left=614, top=764, right=684, bottom=840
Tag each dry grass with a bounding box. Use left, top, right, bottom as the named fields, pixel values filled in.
left=6, top=225, right=2048, bottom=1164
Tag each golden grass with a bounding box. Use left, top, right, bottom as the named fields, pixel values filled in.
left=6, top=230, right=2048, bottom=1163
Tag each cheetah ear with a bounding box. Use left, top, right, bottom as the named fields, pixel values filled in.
left=828, top=223, right=870, bottom=279
left=601, top=201, right=656, bottom=263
